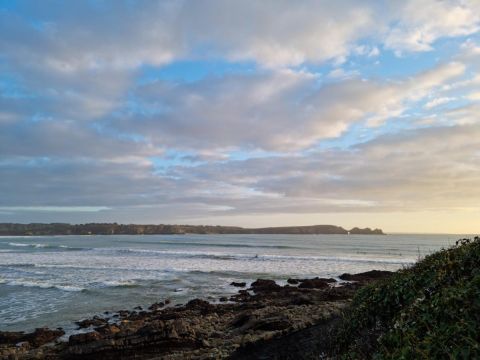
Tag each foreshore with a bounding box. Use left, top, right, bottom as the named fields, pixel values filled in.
left=0, top=270, right=393, bottom=359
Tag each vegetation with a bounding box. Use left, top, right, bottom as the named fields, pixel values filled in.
left=333, top=236, right=480, bottom=359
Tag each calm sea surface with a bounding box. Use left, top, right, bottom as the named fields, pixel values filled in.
left=0, top=234, right=467, bottom=331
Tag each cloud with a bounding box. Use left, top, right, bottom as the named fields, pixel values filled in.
left=160, top=122, right=480, bottom=215
left=1, top=1, right=480, bottom=229
left=467, top=91, right=480, bottom=101
left=424, top=97, right=456, bottom=109
left=2, top=0, right=478, bottom=75
left=385, top=0, right=480, bottom=53
left=107, top=61, right=465, bottom=151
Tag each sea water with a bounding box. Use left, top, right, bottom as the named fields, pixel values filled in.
left=0, top=233, right=465, bottom=331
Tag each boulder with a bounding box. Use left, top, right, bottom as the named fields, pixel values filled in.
left=185, top=299, right=214, bottom=313
left=250, top=279, right=280, bottom=292
left=230, top=282, right=247, bottom=287
left=339, top=270, right=393, bottom=282
left=298, top=279, right=330, bottom=289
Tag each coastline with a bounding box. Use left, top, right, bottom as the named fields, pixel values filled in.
left=0, top=223, right=385, bottom=236
left=0, top=270, right=392, bottom=359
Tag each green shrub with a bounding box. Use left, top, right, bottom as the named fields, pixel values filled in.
left=333, top=237, right=480, bottom=359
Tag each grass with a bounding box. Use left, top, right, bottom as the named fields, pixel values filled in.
left=332, top=236, right=480, bottom=359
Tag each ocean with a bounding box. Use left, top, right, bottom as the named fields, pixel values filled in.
left=0, top=233, right=464, bottom=332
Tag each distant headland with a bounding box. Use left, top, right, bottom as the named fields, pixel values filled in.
left=0, top=223, right=384, bottom=236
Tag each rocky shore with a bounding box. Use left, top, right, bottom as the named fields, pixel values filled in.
left=0, top=271, right=393, bottom=360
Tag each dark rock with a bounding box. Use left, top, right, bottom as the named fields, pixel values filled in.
left=76, top=316, right=108, bottom=329
left=297, top=277, right=336, bottom=283
left=230, top=281, right=247, bottom=287
left=298, top=279, right=330, bottom=289
left=0, top=331, right=24, bottom=345
left=231, top=312, right=253, bottom=328
left=172, top=319, right=193, bottom=336
left=287, top=278, right=299, bottom=284
left=219, top=297, right=228, bottom=302
left=230, top=291, right=251, bottom=302
left=68, top=331, right=103, bottom=345
left=291, top=296, right=314, bottom=305
left=137, top=320, right=165, bottom=335
left=185, top=299, right=214, bottom=312
left=339, top=270, right=394, bottom=282
left=252, top=317, right=291, bottom=331
left=149, top=302, right=165, bottom=311
left=25, top=328, right=65, bottom=347
left=250, top=279, right=280, bottom=291
left=95, top=324, right=121, bottom=336
left=0, top=328, right=65, bottom=347
left=118, top=310, right=130, bottom=317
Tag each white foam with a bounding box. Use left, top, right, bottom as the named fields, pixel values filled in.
left=5, top=279, right=85, bottom=292
left=8, top=242, right=31, bottom=247
left=102, top=247, right=416, bottom=265
left=100, top=280, right=137, bottom=287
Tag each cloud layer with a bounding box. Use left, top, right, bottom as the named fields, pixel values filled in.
left=1, top=0, right=480, bottom=232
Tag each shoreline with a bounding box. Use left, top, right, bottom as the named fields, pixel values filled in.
left=0, top=270, right=393, bottom=359
left=0, top=223, right=385, bottom=236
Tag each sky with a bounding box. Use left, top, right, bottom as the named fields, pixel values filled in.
left=1, top=0, right=480, bottom=234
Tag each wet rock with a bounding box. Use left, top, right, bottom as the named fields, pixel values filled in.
left=117, top=310, right=130, bottom=318
left=0, top=328, right=64, bottom=347
left=297, top=277, right=336, bottom=284
left=68, top=331, right=103, bottom=345
left=76, top=316, right=108, bottom=329
left=26, top=328, right=65, bottom=347
left=298, top=279, right=330, bottom=289
left=250, top=279, right=281, bottom=292
left=230, top=282, right=246, bottom=287
left=287, top=278, right=299, bottom=285
left=230, top=292, right=250, bottom=302
left=0, top=331, right=24, bottom=345
left=339, top=270, right=393, bottom=282
left=5, top=275, right=364, bottom=360
left=149, top=301, right=165, bottom=311
left=137, top=320, right=165, bottom=335
left=95, top=324, right=121, bottom=336
left=185, top=299, right=214, bottom=313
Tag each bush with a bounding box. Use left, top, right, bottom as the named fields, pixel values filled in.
left=333, top=236, right=480, bottom=359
